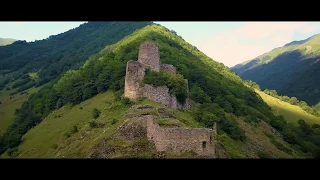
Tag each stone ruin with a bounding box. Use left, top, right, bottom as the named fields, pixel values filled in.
left=121, top=42, right=216, bottom=158
left=142, top=115, right=215, bottom=158
left=124, top=41, right=190, bottom=109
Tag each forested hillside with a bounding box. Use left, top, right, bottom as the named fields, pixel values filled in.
left=0, top=22, right=151, bottom=93
left=232, top=34, right=320, bottom=106
left=1, top=23, right=320, bottom=158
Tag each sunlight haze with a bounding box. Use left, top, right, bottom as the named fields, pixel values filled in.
left=1, top=21, right=320, bottom=67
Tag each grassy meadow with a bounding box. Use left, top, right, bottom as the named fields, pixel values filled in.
left=255, top=89, right=320, bottom=125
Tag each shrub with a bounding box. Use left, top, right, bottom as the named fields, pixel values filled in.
left=257, top=151, right=272, bottom=159
left=51, top=144, right=58, bottom=150
left=89, top=121, right=98, bottom=128
left=64, top=125, right=78, bottom=138
left=92, top=108, right=101, bottom=119
left=121, top=97, right=133, bottom=106
left=8, top=147, right=20, bottom=157
left=312, top=124, right=320, bottom=129
left=111, top=118, right=118, bottom=125
left=71, top=125, right=78, bottom=133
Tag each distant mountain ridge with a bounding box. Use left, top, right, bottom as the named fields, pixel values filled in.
left=232, top=33, right=320, bottom=105
left=0, top=38, right=17, bottom=46
left=0, top=22, right=152, bottom=92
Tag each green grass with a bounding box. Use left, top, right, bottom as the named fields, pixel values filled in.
left=2, top=90, right=197, bottom=158
left=1, top=90, right=132, bottom=158
left=216, top=134, right=247, bottom=158
left=0, top=88, right=308, bottom=158
left=0, top=87, right=40, bottom=135
left=173, top=109, right=202, bottom=128
left=255, top=89, right=320, bottom=125
left=214, top=116, right=304, bottom=159
left=157, top=118, right=187, bottom=128
left=28, top=72, right=39, bottom=80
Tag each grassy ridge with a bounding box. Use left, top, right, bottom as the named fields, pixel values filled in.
left=1, top=90, right=300, bottom=158
left=232, top=33, right=320, bottom=106
left=0, top=91, right=200, bottom=158
left=255, top=89, right=320, bottom=125
left=1, top=91, right=126, bottom=158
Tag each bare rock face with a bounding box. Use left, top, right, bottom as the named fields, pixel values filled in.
left=124, top=41, right=190, bottom=109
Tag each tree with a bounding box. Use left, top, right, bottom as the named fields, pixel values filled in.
left=289, top=97, right=299, bottom=105
left=280, top=96, right=290, bottom=102
left=315, top=102, right=320, bottom=111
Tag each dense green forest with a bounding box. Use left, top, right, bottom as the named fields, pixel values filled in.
left=0, top=22, right=151, bottom=93
left=232, top=34, right=320, bottom=106
left=1, top=23, right=320, bottom=158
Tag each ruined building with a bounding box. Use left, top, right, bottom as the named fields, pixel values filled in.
left=142, top=115, right=215, bottom=157
left=121, top=42, right=215, bottom=158
left=124, top=41, right=190, bottom=109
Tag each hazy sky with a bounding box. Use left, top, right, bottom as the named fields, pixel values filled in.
left=1, top=21, right=320, bottom=67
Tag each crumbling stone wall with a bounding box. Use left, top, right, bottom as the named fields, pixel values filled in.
left=142, top=84, right=174, bottom=108
left=160, top=64, right=176, bottom=75
left=139, top=115, right=215, bottom=158
left=124, top=41, right=190, bottom=109
left=138, top=42, right=160, bottom=72
left=124, top=61, right=145, bottom=100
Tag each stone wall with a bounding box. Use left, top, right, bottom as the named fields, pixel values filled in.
left=160, top=64, right=176, bottom=75
left=138, top=41, right=160, bottom=72
left=124, top=61, right=145, bottom=100
left=142, top=84, right=174, bottom=108
left=124, top=41, right=190, bottom=109
left=139, top=115, right=215, bottom=158
left=142, top=84, right=190, bottom=110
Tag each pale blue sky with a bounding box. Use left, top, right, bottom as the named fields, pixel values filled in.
left=1, top=21, right=320, bottom=67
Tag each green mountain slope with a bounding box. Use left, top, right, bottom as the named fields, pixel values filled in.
left=1, top=24, right=319, bottom=158
left=0, top=90, right=301, bottom=158
left=232, top=34, right=320, bottom=105
left=0, top=38, right=17, bottom=46
left=0, top=21, right=151, bottom=134
left=0, top=22, right=151, bottom=92
left=255, top=89, right=320, bottom=125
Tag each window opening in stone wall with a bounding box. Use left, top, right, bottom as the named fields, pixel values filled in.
left=210, top=136, right=212, bottom=144
left=202, top=141, right=207, bottom=149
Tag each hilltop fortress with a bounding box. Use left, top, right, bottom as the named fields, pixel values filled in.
left=124, top=41, right=190, bottom=109
left=120, top=42, right=215, bottom=158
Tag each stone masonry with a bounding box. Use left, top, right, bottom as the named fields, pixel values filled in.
left=124, top=41, right=190, bottom=109
left=138, top=115, right=215, bottom=158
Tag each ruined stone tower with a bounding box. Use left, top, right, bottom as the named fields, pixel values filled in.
left=124, top=41, right=190, bottom=109
left=138, top=42, right=160, bottom=72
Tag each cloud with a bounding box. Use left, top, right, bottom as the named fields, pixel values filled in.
left=198, top=22, right=320, bottom=67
